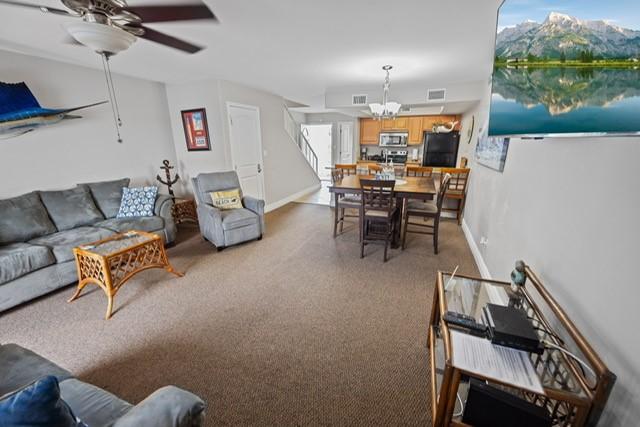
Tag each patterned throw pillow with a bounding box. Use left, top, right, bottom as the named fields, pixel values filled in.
left=210, top=189, right=243, bottom=210
left=117, top=186, right=158, bottom=218
left=0, top=376, right=87, bottom=427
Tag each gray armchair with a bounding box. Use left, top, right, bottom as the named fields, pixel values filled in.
left=191, top=171, right=265, bottom=250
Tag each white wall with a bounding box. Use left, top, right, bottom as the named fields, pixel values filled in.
left=462, top=89, right=640, bottom=425
left=305, top=112, right=360, bottom=164
left=164, top=80, right=229, bottom=196
left=0, top=50, right=177, bottom=198
left=165, top=79, right=320, bottom=207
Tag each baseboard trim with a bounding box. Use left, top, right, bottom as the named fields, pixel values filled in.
left=265, top=183, right=321, bottom=213
left=461, top=219, right=491, bottom=279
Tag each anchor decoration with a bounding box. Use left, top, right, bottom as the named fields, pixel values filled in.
left=156, top=160, right=180, bottom=199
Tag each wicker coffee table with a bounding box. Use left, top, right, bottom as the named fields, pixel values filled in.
left=69, top=230, right=183, bottom=319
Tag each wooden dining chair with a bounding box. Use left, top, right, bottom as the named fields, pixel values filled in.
left=367, top=164, right=383, bottom=174
left=331, top=168, right=362, bottom=238
left=440, top=168, right=470, bottom=225
left=401, top=174, right=451, bottom=254
left=335, top=163, right=357, bottom=176
left=406, top=165, right=434, bottom=177
left=359, top=179, right=396, bottom=262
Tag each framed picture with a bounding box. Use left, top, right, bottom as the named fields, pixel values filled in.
left=181, top=108, right=211, bottom=151
left=475, top=130, right=510, bottom=173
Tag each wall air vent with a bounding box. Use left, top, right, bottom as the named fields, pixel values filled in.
left=400, top=105, right=412, bottom=112
left=352, top=94, right=368, bottom=105
left=427, top=89, right=446, bottom=102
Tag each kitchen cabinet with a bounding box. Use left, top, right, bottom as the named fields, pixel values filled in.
left=359, top=115, right=461, bottom=146
left=380, top=117, right=408, bottom=130
left=408, top=116, right=423, bottom=145
left=360, top=118, right=381, bottom=145
left=393, top=117, right=408, bottom=129
left=380, top=119, right=395, bottom=130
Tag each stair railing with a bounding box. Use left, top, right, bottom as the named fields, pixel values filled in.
left=283, top=106, right=319, bottom=176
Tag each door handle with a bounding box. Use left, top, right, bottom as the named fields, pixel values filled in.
left=257, top=164, right=262, bottom=173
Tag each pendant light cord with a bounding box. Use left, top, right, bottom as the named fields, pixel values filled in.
left=101, top=53, right=123, bottom=143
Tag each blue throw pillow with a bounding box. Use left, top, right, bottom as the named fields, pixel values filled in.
left=0, top=375, right=87, bottom=427
left=116, top=186, right=158, bottom=218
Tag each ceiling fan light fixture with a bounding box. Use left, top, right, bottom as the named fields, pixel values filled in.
left=64, top=21, right=136, bottom=55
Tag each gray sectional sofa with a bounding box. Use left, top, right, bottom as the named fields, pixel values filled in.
left=0, top=343, right=205, bottom=426
left=0, top=178, right=176, bottom=312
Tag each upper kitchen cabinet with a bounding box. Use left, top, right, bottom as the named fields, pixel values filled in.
left=380, top=119, right=395, bottom=130
left=393, top=117, right=408, bottom=129
left=380, top=117, right=408, bottom=130
left=360, top=118, right=381, bottom=145
left=408, top=116, right=423, bottom=145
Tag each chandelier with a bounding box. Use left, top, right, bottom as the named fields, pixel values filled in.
left=369, top=65, right=402, bottom=120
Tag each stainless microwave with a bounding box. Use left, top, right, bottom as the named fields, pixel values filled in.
left=379, top=132, right=408, bottom=147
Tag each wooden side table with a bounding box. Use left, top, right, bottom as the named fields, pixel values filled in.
left=172, top=198, right=198, bottom=225
left=428, top=269, right=615, bottom=426
left=69, top=230, right=183, bottom=319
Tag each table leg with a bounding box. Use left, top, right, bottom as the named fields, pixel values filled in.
left=165, top=263, right=185, bottom=277
left=105, top=292, right=114, bottom=320
left=390, top=196, right=405, bottom=248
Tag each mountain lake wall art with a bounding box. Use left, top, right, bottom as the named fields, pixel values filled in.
left=489, top=0, right=640, bottom=137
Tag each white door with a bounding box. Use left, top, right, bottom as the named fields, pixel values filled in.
left=227, top=103, right=265, bottom=200
left=338, top=122, right=353, bottom=163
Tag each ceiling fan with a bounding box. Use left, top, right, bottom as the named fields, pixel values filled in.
left=0, top=0, right=217, bottom=55
left=0, top=0, right=217, bottom=143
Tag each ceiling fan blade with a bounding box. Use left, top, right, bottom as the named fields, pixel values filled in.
left=0, top=0, right=74, bottom=15
left=125, top=4, right=216, bottom=23
left=139, top=26, right=203, bottom=54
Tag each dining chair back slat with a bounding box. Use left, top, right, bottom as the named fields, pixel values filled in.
left=406, top=166, right=435, bottom=177
left=331, top=168, right=344, bottom=184
left=401, top=173, right=451, bottom=254
left=440, top=168, right=470, bottom=192
left=439, top=167, right=470, bottom=224
left=360, top=179, right=395, bottom=213
left=359, top=179, right=396, bottom=262
left=335, top=164, right=357, bottom=176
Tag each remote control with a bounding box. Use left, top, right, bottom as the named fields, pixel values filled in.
left=444, top=311, right=488, bottom=336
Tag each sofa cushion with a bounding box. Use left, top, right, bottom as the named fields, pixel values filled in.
left=29, top=226, right=113, bottom=263
left=60, top=379, right=132, bottom=427
left=96, top=216, right=164, bottom=234
left=81, top=178, right=130, bottom=219
left=117, top=186, right=158, bottom=218
left=0, top=376, right=86, bottom=427
left=220, top=208, right=259, bottom=231
left=0, top=242, right=55, bottom=286
left=0, top=192, right=57, bottom=244
left=40, top=187, right=104, bottom=231
left=0, top=344, right=73, bottom=397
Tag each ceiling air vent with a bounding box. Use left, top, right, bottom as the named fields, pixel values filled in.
left=427, top=89, right=446, bottom=102
left=352, top=94, right=368, bottom=106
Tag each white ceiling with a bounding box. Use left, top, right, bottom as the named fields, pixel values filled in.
left=0, top=0, right=503, bottom=107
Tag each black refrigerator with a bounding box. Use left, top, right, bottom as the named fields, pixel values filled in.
left=422, top=131, right=460, bottom=167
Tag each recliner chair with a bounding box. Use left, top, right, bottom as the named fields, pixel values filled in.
left=191, top=172, right=265, bottom=250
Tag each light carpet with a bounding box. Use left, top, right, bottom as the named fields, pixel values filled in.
left=0, top=203, right=479, bottom=426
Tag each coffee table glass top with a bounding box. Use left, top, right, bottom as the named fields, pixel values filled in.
left=78, top=231, right=155, bottom=256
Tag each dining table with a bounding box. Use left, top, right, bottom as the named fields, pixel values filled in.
left=328, top=174, right=437, bottom=248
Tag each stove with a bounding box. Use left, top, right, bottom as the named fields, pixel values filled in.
left=383, top=149, right=408, bottom=164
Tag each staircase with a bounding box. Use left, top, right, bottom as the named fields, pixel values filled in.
left=284, top=106, right=319, bottom=176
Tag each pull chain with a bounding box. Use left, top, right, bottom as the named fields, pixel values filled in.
left=101, top=52, right=123, bottom=143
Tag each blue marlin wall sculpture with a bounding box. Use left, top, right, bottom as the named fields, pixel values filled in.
left=0, top=82, right=107, bottom=139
